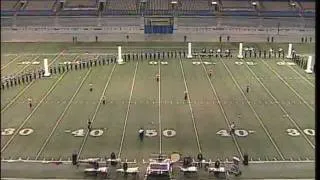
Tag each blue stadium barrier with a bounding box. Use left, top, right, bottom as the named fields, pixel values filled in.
left=16, top=10, right=54, bottom=16
left=259, top=10, right=300, bottom=17
left=103, top=10, right=138, bottom=16
left=59, top=10, right=97, bottom=16
left=302, top=11, right=315, bottom=17
left=174, top=10, right=214, bottom=16
left=1, top=10, right=16, bottom=16
left=221, top=10, right=257, bottom=16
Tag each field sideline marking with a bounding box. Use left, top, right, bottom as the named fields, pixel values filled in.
left=35, top=68, right=92, bottom=160
left=158, top=61, right=162, bottom=154
left=1, top=72, right=67, bottom=153
left=198, top=57, right=243, bottom=159
left=1, top=50, right=65, bottom=113
left=287, top=64, right=314, bottom=87
left=1, top=55, right=21, bottom=70
left=117, top=62, right=139, bottom=158
left=77, top=63, right=117, bottom=159
left=219, top=58, right=285, bottom=160
left=261, top=60, right=314, bottom=112
left=178, top=58, right=202, bottom=153
left=241, top=59, right=315, bottom=149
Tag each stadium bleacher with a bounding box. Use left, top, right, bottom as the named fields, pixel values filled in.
left=0, top=0, right=315, bottom=17
left=299, top=1, right=315, bottom=11
left=64, top=0, right=97, bottom=8
left=1, top=0, right=19, bottom=11
left=24, top=0, right=54, bottom=10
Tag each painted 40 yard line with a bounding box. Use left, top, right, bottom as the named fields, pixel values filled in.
left=76, top=64, right=117, bottom=159
left=219, top=57, right=285, bottom=160
left=198, top=56, right=243, bottom=159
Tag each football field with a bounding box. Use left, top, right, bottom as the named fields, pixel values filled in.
left=1, top=42, right=315, bottom=179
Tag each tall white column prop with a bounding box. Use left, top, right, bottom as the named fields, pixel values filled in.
left=117, top=46, right=124, bottom=64
left=43, top=58, right=51, bottom=77
left=187, top=42, right=193, bottom=58
left=286, top=43, right=292, bottom=59
left=305, top=56, right=313, bottom=73
left=237, top=43, right=243, bottom=59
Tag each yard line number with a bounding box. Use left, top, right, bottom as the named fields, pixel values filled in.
left=1, top=128, right=34, bottom=136
left=71, top=129, right=104, bottom=137
left=286, top=128, right=315, bottom=137
left=2, top=128, right=315, bottom=138
left=216, top=129, right=249, bottom=137
left=145, top=129, right=176, bottom=137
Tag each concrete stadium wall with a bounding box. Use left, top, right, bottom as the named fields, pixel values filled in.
left=1, top=16, right=315, bottom=43
left=1, top=26, right=314, bottom=43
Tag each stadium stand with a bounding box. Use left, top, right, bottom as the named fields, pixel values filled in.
left=220, top=0, right=256, bottom=16
left=64, top=0, right=97, bottom=8
left=104, top=0, right=137, bottom=16
left=0, top=0, right=315, bottom=18
left=1, top=0, right=19, bottom=11
left=24, top=0, right=54, bottom=10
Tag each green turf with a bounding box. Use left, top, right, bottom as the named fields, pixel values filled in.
left=0, top=42, right=315, bottom=179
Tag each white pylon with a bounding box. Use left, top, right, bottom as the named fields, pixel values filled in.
left=286, top=43, right=293, bottom=59
left=237, top=43, right=243, bottom=59
left=43, top=58, right=51, bottom=77
left=187, top=42, right=193, bottom=59
left=117, top=46, right=124, bottom=64
left=305, top=56, right=313, bottom=73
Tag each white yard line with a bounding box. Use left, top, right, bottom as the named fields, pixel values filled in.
left=76, top=64, right=117, bottom=159
left=158, top=61, right=162, bottom=154
left=198, top=57, right=243, bottom=159
left=117, top=62, right=139, bottom=158
left=287, top=65, right=314, bottom=87
left=1, top=72, right=67, bottom=153
left=1, top=83, right=34, bottom=113
left=219, top=58, right=285, bottom=160
left=241, top=59, right=315, bottom=149
left=15, top=56, right=40, bottom=75
left=35, top=69, right=92, bottom=160
left=261, top=60, right=314, bottom=112
left=1, top=50, right=65, bottom=113
left=1, top=55, right=21, bottom=70
left=178, top=58, right=202, bottom=153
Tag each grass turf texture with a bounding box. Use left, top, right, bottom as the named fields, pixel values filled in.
left=1, top=42, right=315, bottom=179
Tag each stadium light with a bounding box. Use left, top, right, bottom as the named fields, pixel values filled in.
left=171, top=1, right=177, bottom=5
left=290, top=2, right=296, bottom=7
left=251, top=2, right=257, bottom=6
